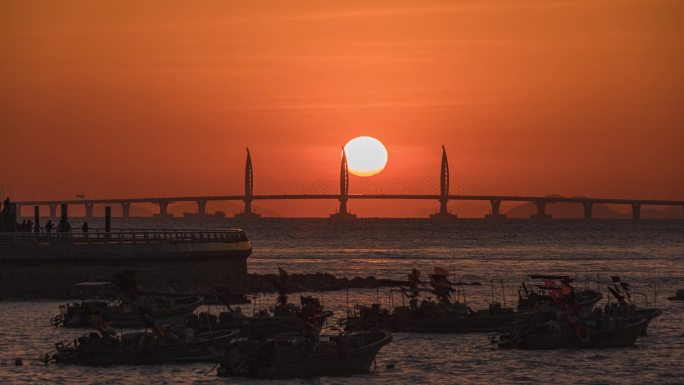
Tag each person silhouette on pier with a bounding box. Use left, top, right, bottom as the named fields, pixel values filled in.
left=57, top=219, right=72, bottom=233
left=45, top=220, right=53, bottom=233
left=82, top=222, right=89, bottom=239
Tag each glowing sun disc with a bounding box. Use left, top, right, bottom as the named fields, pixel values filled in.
left=344, top=136, right=388, bottom=177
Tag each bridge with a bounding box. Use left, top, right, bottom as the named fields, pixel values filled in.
left=14, top=147, right=684, bottom=220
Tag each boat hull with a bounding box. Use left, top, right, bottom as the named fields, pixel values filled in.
left=218, top=331, right=392, bottom=378
left=62, top=297, right=203, bottom=328
left=634, top=309, right=662, bottom=336
left=498, top=319, right=645, bottom=350
left=54, top=332, right=233, bottom=365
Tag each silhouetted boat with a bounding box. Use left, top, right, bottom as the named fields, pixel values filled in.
left=217, top=331, right=392, bottom=378
left=345, top=300, right=515, bottom=333
left=516, top=275, right=602, bottom=318
left=495, top=316, right=645, bottom=349
left=190, top=268, right=332, bottom=339
left=54, top=294, right=203, bottom=328
left=345, top=270, right=603, bottom=334
left=49, top=328, right=235, bottom=365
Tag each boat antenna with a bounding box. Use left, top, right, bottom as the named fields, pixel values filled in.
left=585, top=268, right=589, bottom=290
left=490, top=279, right=495, bottom=303
left=206, top=303, right=214, bottom=338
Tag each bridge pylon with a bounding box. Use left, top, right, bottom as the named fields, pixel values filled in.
left=485, top=199, right=506, bottom=220
left=431, top=145, right=457, bottom=220
left=235, top=148, right=261, bottom=219
left=330, top=147, right=356, bottom=220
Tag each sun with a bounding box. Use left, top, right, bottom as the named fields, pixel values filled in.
left=344, top=136, right=388, bottom=177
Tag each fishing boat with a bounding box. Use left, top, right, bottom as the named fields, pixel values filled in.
left=54, top=294, right=203, bottom=328
left=47, top=328, right=235, bottom=365
left=346, top=270, right=604, bottom=334
left=346, top=268, right=517, bottom=333
left=516, top=275, right=602, bottom=318
left=217, top=330, right=392, bottom=378
left=189, top=268, right=332, bottom=339
left=46, top=271, right=237, bottom=365
left=495, top=315, right=645, bottom=349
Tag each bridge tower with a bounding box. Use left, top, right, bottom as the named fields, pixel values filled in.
left=235, top=148, right=261, bottom=219
left=431, top=145, right=457, bottom=219
left=330, top=148, right=356, bottom=219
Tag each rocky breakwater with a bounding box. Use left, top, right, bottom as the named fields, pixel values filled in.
left=244, top=272, right=401, bottom=293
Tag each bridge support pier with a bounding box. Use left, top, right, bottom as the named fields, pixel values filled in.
left=49, top=204, right=57, bottom=218
left=84, top=203, right=94, bottom=219
left=583, top=202, right=593, bottom=220
left=197, top=200, right=208, bottom=216
left=60, top=204, right=68, bottom=222
left=154, top=201, right=173, bottom=218
left=34, top=206, right=40, bottom=232
left=485, top=199, right=506, bottom=220
left=530, top=200, right=552, bottom=220
left=430, top=198, right=457, bottom=220
left=121, top=202, right=131, bottom=218
left=330, top=197, right=357, bottom=220
left=235, top=200, right=261, bottom=219
left=632, top=203, right=641, bottom=220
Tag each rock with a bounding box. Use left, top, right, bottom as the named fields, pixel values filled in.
left=243, top=272, right=396, bottom=293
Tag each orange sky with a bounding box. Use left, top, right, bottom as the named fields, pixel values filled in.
left=1, top=1, right=683, bottom=217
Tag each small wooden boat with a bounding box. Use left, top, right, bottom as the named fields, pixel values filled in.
left=49, top=328, right=235, bottom=365
left=217, top=331, right=392, bottom=378
left=55, top=295, right=204, bottom=328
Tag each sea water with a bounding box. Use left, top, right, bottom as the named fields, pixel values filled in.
left=1, top=219, right=683, bottom=384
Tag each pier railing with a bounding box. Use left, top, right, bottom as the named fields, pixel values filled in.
left=0, top=229, right=247, bottom=244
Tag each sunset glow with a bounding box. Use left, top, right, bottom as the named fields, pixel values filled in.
left=0, top=1, right=682, bottom=217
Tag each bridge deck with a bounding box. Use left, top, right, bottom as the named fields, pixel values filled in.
left=16, top=195, right=684, bottom=206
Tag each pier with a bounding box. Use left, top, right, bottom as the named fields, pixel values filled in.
left=12, top=147, right=684, bottom=220
left=0, top=227, right=252, bottom=298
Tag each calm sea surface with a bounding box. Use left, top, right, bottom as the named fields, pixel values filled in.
left=1, top=219, right=683, bottom=384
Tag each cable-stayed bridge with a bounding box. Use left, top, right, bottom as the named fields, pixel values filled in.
left=15, top=147, right=684, bottom=220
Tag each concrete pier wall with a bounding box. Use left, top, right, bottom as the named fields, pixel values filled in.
left=0, top=241, right=251, bottom=299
